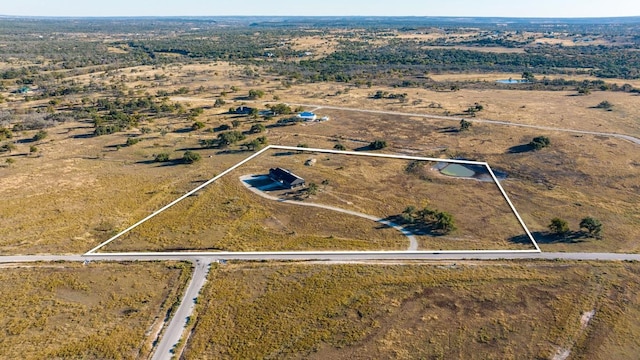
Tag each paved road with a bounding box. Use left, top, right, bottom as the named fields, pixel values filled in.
left=290, top=103, right=640, bottom=145
left=83, top=251, right=640, bottom=262
left=3, top=252, right=640, bottom=264
left=239, top=175, right=419, bottom=251
left=3, top=250, right=640, bottom=360
left=152, top=258, right=211, bottom=360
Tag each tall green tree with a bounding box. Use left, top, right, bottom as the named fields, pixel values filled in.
left=580, top=217, right=603, bottom=238
left=548, top=218, right=569, bottom=235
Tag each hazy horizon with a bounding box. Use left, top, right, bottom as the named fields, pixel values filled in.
left=3, top=0, right=640, bottom=18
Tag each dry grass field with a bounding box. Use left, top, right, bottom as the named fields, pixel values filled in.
left=1, top=57, right=638, bottom=255
left=0, top=261, right=191, bottom=359
left=182, top=261, right=640, bottom=359
left=102, top=149, right=530, bottom=253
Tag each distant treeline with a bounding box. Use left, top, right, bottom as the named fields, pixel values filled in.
left=2, top=18, right=640, bottom=86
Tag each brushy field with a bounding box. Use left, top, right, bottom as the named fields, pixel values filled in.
left=0, top=261, right=192, bottom=359
left=104, top=174, right=409, bottom=253
left=1, top=59, right=638, bottom=254
left=102, top=148, right=530, bottom=253
left=259, top=107, right=640, bottom=253
left=182, top=261, right=640, bottom=360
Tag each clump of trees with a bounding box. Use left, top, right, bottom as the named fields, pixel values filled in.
left=522, top=71, right=536, bottom=82
left=182, top=150, right=201, bottom=164
left=217, top=131, right=246, bottom=147
left=242, top=136, right=268, bottom=151
left=529, top=136, right=551, bottom=150
left=267, top=103, right=292, bottom=116
left=547, top=216, right=603, bottom=239
left=248, top=89, right=265, bottom=99
left=399, top=205, right=456, bottom=234
left=369, top=139, right=387, bottom=150
left=371, top=90, right=408, bottom=102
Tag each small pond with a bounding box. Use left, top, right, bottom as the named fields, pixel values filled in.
left=440, top=164, right=475, bottom=177
left=434, top=162, right=508, bottom=182
left=496, top=79, right=529, bottom=84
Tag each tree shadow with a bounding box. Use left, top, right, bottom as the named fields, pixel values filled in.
left=377, top=215, right=449, bottom=237
left=507, top=144, right=534, bottom=154
left=156, top=159, right=188, bottom=167
left=272, top=151, right=296, bottom=157
left=71, top=133, right=96, bottom=139
left=174, top=127, right=194, bottom=134
left=509, top=231, right=588, bottom=245
left=438, top=126, right=460, bottom=134
left=216, top=149, right=251, bottom=155
left=177, top=146, right=208, bottom=151
left=354, top=145, right=374, bottom=151
left=16, top=138, right=36, bottom=144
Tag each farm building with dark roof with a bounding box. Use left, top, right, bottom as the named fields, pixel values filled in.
left=269, top=168, right=305, bottom=188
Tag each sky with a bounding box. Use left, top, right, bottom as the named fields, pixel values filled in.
left=2, top=0, right=639, bottom=18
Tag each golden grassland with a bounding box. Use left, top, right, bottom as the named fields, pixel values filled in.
left=276, top=85, right=640, bottom=137
left=102, top=145, right=531, bottom=252
left=238, top=150, right=528, bottom=250
left=182, top=261, right=640, bottom=360
left=0, top=120, right=250, bottom=254
left=0, top=261, right=192, bottom=360
left=0, top=59, right=638, bottom=254
left=104, top=175, right=409, bottom=253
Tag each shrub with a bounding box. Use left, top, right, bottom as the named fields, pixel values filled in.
left=459, top=119, right=472, bottom=131
left=213, top=98, right=226, bottom=108
left=126, top=137, right=141, bottom=146
left=0, top=143, right=16, bottom=153
left=154, top=153, right=170, bottom=162
left=182, top=151, right=201, bottom=164
left=0, top=127, right=12, bottom=140
left=334, top=143, right=346, bottom=151
left=369, top=140, right=387, bottom=150
left=33, top=130, right=48, bottom=141
left=250, top=124, right=266, bottom=134
left=594, top=101, right=613, bottom=110
left=529, top=136, right=550, bottom=150
left=192, top=121, right=205, bottom=130
left=248, top=89, right=265, bottom=99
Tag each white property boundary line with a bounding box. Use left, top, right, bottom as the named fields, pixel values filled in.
left=86, top=145, right=540, bottom=255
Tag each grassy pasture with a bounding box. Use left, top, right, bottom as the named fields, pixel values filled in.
left=101, top=148, right=531, bottom=253
left=0, top=261, right=191, bottom=360
left=0, top=58, right=638, bottom=255
left=183, top=261, right=640, bottom=359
